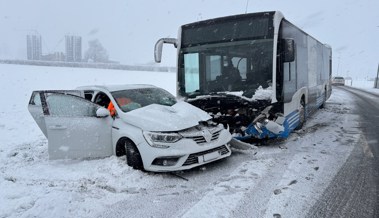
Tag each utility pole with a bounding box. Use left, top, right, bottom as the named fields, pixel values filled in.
left=336, top=56, right=340, bottom=76
left=375, top=63, right=379, bottom=88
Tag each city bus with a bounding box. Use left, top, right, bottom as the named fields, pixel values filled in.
left=154, top=11, right=332, bottom=140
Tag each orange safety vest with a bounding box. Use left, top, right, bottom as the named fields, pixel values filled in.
left=107, top=102, right=116, bottom=117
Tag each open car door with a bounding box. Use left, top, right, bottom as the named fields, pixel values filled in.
left=28, top=90, right=83, bottom=137
left=30, top=91, right=113, bottom=160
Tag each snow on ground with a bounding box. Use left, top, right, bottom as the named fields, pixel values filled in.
left=259, top=93, right=360, bottom=217
left=0, top=64, right=176, bottom=147
left=347, top=79, right=374, bottom=89
left=346, top=79, right=379, bottom=94
left=181, top=88, right=361, bottom=218
left=0, top=63, right=377, bottom=218
left=0, top=64, right=175, bottom=218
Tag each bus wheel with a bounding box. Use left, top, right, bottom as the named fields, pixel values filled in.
left=296, top=98, right=305, bottom=130
left=320, top=90, right=327, bottom=109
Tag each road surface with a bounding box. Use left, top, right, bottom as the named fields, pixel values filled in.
left=308, top=86, right=379, bottom=218
left=98, top=87, right=379, bottom=218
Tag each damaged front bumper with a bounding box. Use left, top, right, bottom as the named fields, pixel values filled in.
left=245, top=120, right=289, bottom=139
left=236, top=110, right=301, bottom=140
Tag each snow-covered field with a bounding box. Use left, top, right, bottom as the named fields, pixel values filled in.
left=346, top=79, right=377, bottom=89
left=0, top=64, right=176, bottom=217
left=0, top=63, right=377, bottom=217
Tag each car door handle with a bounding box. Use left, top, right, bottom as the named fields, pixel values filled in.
left=49, top=125, right=67, bottom=130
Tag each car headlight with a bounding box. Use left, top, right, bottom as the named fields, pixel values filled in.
left=143, top=131, right=182, bottom=147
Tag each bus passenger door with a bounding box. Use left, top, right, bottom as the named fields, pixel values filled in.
left=283, top=60, right=297, bottom=102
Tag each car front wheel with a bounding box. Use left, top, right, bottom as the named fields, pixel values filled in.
left=125, top=140, right=144, bottom=170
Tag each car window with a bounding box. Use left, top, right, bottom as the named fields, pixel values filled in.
left=111, top=88, right=177, bottom=112
left=84, top=91, right=94, bottom=101
left=94, top=92, right=111, bottom=108
left=46, top=93, right=99, bottom=117
left=29, top=92, right=42, bottom=106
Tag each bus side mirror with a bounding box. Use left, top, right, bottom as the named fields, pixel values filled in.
left=154, top=38, right=178, bottom=63
left=283, top=39, right=295, bottom=62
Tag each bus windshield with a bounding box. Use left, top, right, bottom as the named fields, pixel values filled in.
left=178, top=39, right=273, bottom=98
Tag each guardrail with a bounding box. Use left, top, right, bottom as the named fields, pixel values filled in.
left=0, top=59, right=176, bottom=73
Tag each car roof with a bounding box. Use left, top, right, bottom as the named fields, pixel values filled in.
left=76, top=84, right=158, bottom=92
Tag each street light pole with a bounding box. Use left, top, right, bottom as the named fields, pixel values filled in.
left=336, top=56, right=340, bottom=76
left=375, top=63, right=379, bottom=88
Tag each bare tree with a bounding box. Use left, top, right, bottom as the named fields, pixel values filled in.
left=84, top=39, right=109, bottom=63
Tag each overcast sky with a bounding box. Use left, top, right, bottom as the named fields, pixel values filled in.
left=0, top=0, right=378, bottom=79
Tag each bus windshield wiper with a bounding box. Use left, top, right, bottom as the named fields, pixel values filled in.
left=187, top=90, right=203, bottom=98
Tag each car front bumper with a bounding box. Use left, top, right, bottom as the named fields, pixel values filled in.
left=139, top=129, right=232, bottom=172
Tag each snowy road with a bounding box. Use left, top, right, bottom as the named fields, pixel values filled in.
left=98, top=88, right=364, bottom=218
left=307, top=86, right=379, bottom=218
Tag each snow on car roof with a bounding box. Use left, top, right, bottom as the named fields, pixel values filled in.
left=76, top=84, right=158, bottom=92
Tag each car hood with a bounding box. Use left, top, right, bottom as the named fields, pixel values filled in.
left=123, top=101, right=211, bottom=131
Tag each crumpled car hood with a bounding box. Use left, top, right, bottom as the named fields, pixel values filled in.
left=123, top=101, right=211, bottom=131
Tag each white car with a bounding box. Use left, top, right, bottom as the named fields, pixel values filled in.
left=332, top=76, right=345, bottom=86
left=28, top=84, right=232, bottom=172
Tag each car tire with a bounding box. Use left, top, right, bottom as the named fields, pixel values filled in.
left=295, top=98, right=305, bottom=130
left=125, top=139, right=144, bottom=170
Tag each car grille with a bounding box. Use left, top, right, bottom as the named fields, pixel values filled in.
left=182, top=145, right=230, bottom=166
left=185, top=129, right=222, bottom=144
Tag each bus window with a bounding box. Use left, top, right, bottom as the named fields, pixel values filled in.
left=233, top=57, right=247, bottom=80
left=205, top=55, right=221, bottom=81
left=284, top=61, right=296, bottom=81
left=184, top=53, right=200, bottom=93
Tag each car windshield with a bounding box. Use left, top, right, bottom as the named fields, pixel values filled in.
left=111, top=88, right=177, bottom=112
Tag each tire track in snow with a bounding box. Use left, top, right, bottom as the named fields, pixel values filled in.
left=179, top=159, right=274, bottom=218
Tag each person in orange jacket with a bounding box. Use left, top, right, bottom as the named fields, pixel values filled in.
left=107, top=101, right=116, bottom=117
left=107, top=97, right=133, bottom=117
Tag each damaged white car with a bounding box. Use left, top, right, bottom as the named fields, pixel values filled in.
left=28, top=84, right=232, bottom=172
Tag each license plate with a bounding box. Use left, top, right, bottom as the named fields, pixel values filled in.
left=203, top=151, right=220, bottom=162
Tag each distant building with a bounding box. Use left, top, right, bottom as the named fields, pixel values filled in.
left=65, top=36, right=82, bottom=62
left=26, top=35, right=42, bottom=60
left=42, top=52, right=65, bottom=62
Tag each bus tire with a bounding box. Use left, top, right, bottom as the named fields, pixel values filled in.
left=295, top=98, right=305, bottom=130
left=320, top=89, right=327, bottom=109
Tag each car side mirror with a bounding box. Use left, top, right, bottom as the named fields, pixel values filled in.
left=96, top=107, right=110, bottom=118
left=283, top=38, right=295, bottom=62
